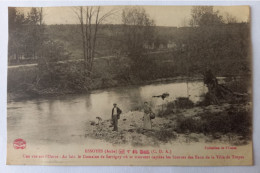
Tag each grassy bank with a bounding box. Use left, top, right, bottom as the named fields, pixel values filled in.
left=8, top=49, right=251, bottom=102
left=7, top=52, right=184, bottom=101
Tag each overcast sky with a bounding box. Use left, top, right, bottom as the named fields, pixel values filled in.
left=17, top=6, right=250, bottom=27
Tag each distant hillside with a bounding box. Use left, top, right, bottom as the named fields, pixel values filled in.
left=9, top=22, right=250, bottom=68
left=45, top=24, right=189, bottom=59
left=45, top=23, right=250, bottom=61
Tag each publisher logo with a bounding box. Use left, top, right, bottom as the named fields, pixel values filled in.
left=13, top=138, right=26, bottom=149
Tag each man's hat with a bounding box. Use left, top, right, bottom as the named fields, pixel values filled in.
left=113, top=103, right=117, bottom=105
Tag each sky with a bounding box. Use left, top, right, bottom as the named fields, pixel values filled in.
left=17, top=6, right=250, bottom=27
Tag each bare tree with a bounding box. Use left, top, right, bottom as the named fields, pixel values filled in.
left=73, top=6, right=117, bottom=79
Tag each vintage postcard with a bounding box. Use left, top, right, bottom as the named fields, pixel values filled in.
left=7, top=5, right=253, bottom=166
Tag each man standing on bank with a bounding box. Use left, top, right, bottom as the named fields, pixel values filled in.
left=111, top=103, right=122, bottom=131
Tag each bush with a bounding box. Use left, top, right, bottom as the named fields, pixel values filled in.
left=175, top=107, right=252, bottom=138
left=197, top=93, right=211, bottom=106
left=225, top=77, right=251, bottom=94
left=198, top=76, right=251, bottom=106
left=174, top=97, right=194, bottom=109
left=175, top=116, right=202, bottom=133
left=8, top=66, right=38, bottom=92
left=157, top=102, right=175, bottom=117
left=155, top=129, right=177, bottom=142
left=158, top=97, right=194, bottom=117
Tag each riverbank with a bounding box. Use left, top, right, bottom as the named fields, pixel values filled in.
left=86, top=102, right=252, bottom=146
left=7, top=76, right=203, bottom=102
left=7, top=73, right=249, bottom=103
left=7, top=45, right=251, bottom=103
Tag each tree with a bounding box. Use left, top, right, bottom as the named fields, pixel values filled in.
left=121, top=7, right=155, bottom=58
left=119, top=7, right=157, bottom=81
left=187, top=6, right=250, bottom=104
left=26, top=7, right=45, bottom=60
left=73, top=6, right=117, bottom=79
left=8, top=7, right=46, bottom=63
left=8, top=7, right=27, bottom=62
left=190, top=6, right=224, bottom=27
left=175, top=6, right=224, bottom=98
left=25, top=8, right=70, bottom=86
left=199, top=12, right=224, bottom=26
left=224, top=12, right=238, bottom=24
left=190, top=6, right=213, bottom=26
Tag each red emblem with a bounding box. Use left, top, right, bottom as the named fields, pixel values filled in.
left=13, top=138, right=26, bottom=149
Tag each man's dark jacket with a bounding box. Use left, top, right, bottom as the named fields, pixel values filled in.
left=111, top=107, right=122, bottom=119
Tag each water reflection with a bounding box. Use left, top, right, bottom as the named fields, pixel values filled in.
left=7, top=81, right=207, bottom=144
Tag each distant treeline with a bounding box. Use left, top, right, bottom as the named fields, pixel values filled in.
left=8, top=7, right=251, bottom=100
left=7, top=23, right=189, bottom=63
left=9, top=23, right=250, bottom=61
left=8, top=23, right=251, bottom=96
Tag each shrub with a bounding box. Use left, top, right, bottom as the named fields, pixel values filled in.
left=158, top=97, right=194, bottom=117
left=175, top=107, right=251, bottom=138
left=174, top=97, right=194, bottom=109
left=175, top=116, right=202, bottom=133
left=157, top=102, right=175, bottom=117
left=155, top=129, right=177, bottom=142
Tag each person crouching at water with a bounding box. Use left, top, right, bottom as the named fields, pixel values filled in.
left=111, top=103, right=122, bottom=131
left=143, top=102, right=152, bottom=130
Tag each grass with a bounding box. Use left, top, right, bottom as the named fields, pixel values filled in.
left=158, top=97, right=194, bottom=117
left=174, top=97, right=194, bottom=109
left=136, top=128, right=177, bottom=143
left=175, top=106, right=251, bottom=139
left=155, top=129, right=177, bottom=142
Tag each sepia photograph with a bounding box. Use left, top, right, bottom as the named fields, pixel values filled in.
left=6, top=5, right=253, bottom=166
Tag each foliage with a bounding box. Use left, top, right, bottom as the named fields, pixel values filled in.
left=190, top=6, right=214, bottom=26
left=24, top=8, right=45, bottom=59
left=155, top=129, right=177, bottom=142
left=8, top=7, right=251, bottom=99
left=198, top=11, right=224, bottom=26
left=8, top=7, right=27, bottom=61
left=121, top=7, right=156, bottom=57
left=39, top=40, right=71, bottom=63
left=157, top=97, right=194, bottom=117
left=73, top=6, right=117, bottom=78
left=176, top=116, right=203, bottom=133
left=175, top=107, right=252, bottom=138
left=157, top=101, right=176, bottom=117
left=8, top=7, right=57, bottom=68
left=172, top=23, right=251, bottom=77
left=224, top=12, right=238, bottom=24
left=190, top=6, right=224, bottom=27
left=174, top=97, right=194, bottom=109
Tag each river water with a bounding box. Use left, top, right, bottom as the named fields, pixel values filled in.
left=7, top=80, right=207, bottom=144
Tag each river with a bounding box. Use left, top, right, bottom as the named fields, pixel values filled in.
left=7, top=80, right=207, bottom=144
